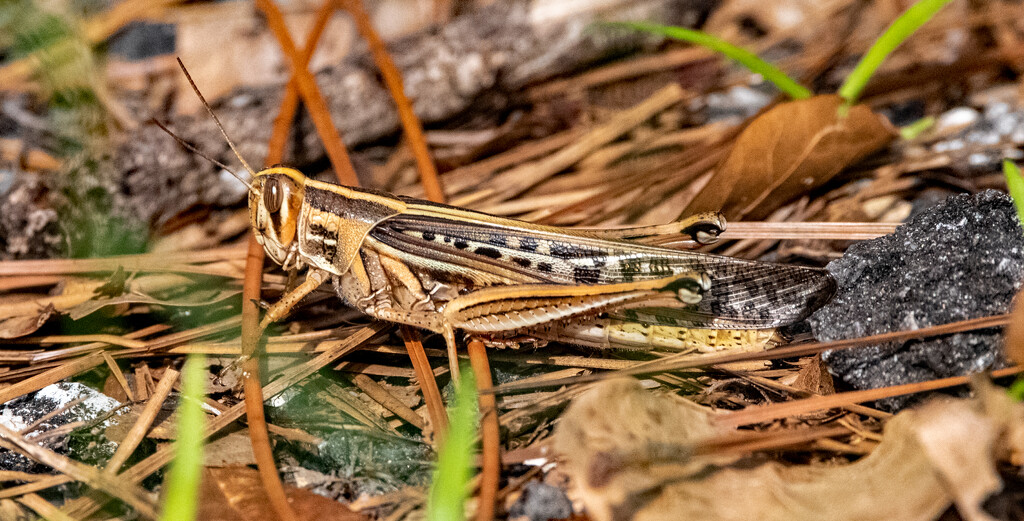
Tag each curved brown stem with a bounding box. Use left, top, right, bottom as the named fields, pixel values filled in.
left=468, top=339, right=500, bottom=521
left=257, top=0, right=359, bottom=185
left=240, top=2, right=340, bottom=520
left=342, top=0, right=446, bottom=203
left=403, top=325, right=450, bottom=445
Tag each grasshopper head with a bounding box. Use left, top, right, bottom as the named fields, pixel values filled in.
left=250, top=167, right=307, bottom=269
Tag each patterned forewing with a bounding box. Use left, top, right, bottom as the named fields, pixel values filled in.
left=369, top=211, right=835, bottom=328
left=614, top=261, right=836, bottom=328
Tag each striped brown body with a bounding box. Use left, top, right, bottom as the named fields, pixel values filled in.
left=249, top=168, right=835, bottom=354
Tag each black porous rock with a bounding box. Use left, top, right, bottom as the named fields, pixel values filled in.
left=508, top=481, right=573, bottom=521
left=808, top=190, right=1024, bottom=411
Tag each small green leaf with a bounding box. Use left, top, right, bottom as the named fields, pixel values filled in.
left=1003, top=159, right=1024, bottom=225
left=609, top=21, right=811, bottom=100
left=899, top=116, right=935, bottom=140
left=159, top=354, right=207, bottom=521
left=1009, top=377, right=1024, bottom=402
left=426, top=368, right=478, bottom=521
left=839, top=0, right=954, bottom=104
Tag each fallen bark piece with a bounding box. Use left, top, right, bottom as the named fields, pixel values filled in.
left=554, top=378, right=1023, bottom=521
left=114, top=0, right=704, bottom=228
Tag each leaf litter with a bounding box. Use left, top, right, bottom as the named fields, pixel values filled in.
left=1, top=0, right=1024, bottom=520
left=555, top=378, right=1022, bottom=521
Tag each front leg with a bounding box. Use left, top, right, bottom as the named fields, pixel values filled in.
left=216, top=269, right=328, bottom=385
left=258, top=269, right=328, bottom=335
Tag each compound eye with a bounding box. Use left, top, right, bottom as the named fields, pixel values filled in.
left=264, top=177, right=283, bottom=213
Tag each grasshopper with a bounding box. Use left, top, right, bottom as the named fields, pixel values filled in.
left=169, top=64, right=836, bottom=376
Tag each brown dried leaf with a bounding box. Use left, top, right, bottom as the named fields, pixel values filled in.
left=555, top=379, right=1021, bottom=521
left=203, top=431, right=257, bottom=467
left=1004, top=287, right=1024, bottom=365
left=792, top=355, right=835, bottom=395
left=0, top=304, right=55, bottom=339
left=706, top=0, right=855, bottom=46
left=683, top=95, right=896, bottom=220
left=195, top=466, right=367, bottom=521
left=103, top=373, right=131, bottom=403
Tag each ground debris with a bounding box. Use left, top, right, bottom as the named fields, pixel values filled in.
left=110, top=0, right=708, bottom=230
left=0, top=174, right=62, bottom=261
left=507, top=481, right=573, bottom=521
left=6, top=0, right=1024, bottom=518
left=555, top=378, right=1024, bottom=521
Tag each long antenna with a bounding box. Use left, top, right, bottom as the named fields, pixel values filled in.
left=151, top=118, right=254, bottom=192
left=176, top=57, right=259, bottom=179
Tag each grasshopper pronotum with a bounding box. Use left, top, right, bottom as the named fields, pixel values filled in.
left=168, top=63, right=836, bottom=376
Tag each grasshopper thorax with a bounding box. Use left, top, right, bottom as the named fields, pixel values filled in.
left=250, top=167, right=307, bottom=269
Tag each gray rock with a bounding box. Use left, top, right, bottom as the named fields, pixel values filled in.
left=107, top=22, right=176, bottom=61
left=809, top=190, right=1024, bottom=410
left=0, top=174, right=63, bottom=260
left=929, top=102, right=1024, bottom=173
left=508, top=481, right=573, bottom=521
left=0, top=382, right=122, bottom=473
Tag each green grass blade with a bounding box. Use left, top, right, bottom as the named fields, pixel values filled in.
left=1009, top=378, right=1024, bottom=402
left=1004, top=159, right=1024, bottom=225
left=899, top=116, right=935, bottom=140
left=610, top=21, right=811, bottom=100
left=426, top=368, right=478, bottom=521
left=1007, top=159, right=1024, bottom=400
left=159, top=354, right=207, bottom=521
left=839, top=0, right=953, bottom=104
